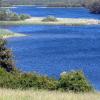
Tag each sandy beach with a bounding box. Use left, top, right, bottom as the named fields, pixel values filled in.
left=25, top=17, right=100, bottom=25
left=0, top=17, right=100, bottom=26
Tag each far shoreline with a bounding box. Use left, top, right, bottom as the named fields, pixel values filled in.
left=12, top=5, right=84, bottom=8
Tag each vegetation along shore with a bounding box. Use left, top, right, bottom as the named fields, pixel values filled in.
left=0, top=29, right=27, bottom=38
left=0, top=0, right=100, bottom=99
left=0, top=17, right=100, bottom=26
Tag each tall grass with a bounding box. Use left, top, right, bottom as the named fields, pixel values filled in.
left=0, top=89, right=99, bottom=100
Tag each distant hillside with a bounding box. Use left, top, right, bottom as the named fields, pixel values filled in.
left=2, top=0, right=85, bottom=6
left=1, top=0, right=99, bottom=7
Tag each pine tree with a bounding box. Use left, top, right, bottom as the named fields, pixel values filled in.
left=0, top=38, right=15, bottom=72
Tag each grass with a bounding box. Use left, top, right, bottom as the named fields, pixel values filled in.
left=0, top=29, right=27, bottom=38
left=0, top=88, right=99, bottom=100
left=0, top=17, right=100, bottom=26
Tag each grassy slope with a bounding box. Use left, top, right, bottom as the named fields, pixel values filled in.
left=0, top=89, right=100, bottom=100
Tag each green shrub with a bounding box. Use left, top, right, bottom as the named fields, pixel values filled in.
left=0, top=68, right=15, bottom=88
left=20, top=14, right=30, bottom=20
left=0, top=68, right=93, bottom=92
left=58, top=71, right=93, bottom=92
left=0, top=9, right=7, bottom=20
left=8, top=13, right=20, bottom=21
left=0, top=8, right=31, bottom=21
left=42, top=16, right=58, bottom=22
left=0, top=68, right=57, bottom=90
left=36, top=76, right=58, bottom=90
left=15, top=73, right=58, bottom=90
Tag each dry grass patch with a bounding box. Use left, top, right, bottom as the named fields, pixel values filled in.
left=0, top=89, right=100, bottom=100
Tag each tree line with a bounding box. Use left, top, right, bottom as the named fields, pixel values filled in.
left=0, top=0, right=94, bottom=7
left=87, top=0, right=100, bottom=14
left=0, top=0, right=100, bottom=7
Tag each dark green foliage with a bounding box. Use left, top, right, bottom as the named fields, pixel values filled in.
left=0, top=68, right=58, bottom=90
left=20, top=14, right=30, bottom=20
left=8, top=13, right=21, bottom=21
left=58, top=71, right=93, bottom=92
left=0, top=39, right=15, bottom=72
left=0, top=8, right=30, bottom=21
left=42, top=16, right=58, bottom=22
left=0, top=67, right=93, bottom=92
left=88, top=1, right=100, bottom=14
left=0, top=9, right=7, bottom=20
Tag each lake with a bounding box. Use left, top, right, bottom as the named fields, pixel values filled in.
left=1, top=6, right=100, bottom=90
left=11, top=6, right=100, bottom=19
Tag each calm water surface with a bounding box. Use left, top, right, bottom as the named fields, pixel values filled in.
left=10, top=6, right=100, bottom=19
left=1, top=6, right=100, bottom=90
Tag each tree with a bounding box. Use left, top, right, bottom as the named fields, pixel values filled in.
left=0, top=8, right=7, bottom=20
left=88, top=0, right=100, bottom=14
left=0, top=38, right=15, bottom=72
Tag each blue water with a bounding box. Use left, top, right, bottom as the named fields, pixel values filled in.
left=10, top=6, right=100, bottom=19
left=1, top=7, right=100, bottom=90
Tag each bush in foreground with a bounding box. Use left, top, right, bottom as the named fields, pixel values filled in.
left=0, top=68, right=93, bottom=92
left=58, top=71, right=93, bottom=92
left=0, top=68, right=58, bottom=90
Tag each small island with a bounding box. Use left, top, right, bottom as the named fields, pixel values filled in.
left=0, top=16, right=100, bottom=26
left=0, top=6, right=100, bottom=26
